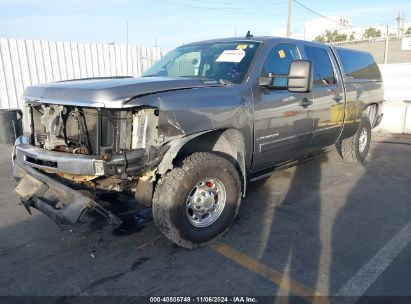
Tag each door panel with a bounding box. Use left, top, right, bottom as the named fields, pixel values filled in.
left=251, top=43, right=315, bottom=173
left=304, top=46, right=344, bottom=148
left=253, top=91, right=315, bottom=172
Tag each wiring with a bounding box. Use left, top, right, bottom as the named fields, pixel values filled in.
left=139, top=0, right=286, bottom=16
left=294, top=0, right=399, bottom=32
left=293, top=0, right=340, bottom=24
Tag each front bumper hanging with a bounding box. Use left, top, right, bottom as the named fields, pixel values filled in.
left=13, top=161, right=122, bottom=228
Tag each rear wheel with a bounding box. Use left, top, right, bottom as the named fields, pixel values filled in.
left=366, top=104, right=378, bottom=128
left=337, top=117, right=371, bottom=163
left=152, top=152, right=241, bottom=249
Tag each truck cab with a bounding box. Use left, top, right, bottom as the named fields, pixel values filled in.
left=251, top=39, right=383, bottom=171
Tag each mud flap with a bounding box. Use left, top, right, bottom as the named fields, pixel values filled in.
left=13, top=161, right=122, bottom=228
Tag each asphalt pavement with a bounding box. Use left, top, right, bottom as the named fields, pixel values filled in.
left=0, top=136, right=410, bottom=302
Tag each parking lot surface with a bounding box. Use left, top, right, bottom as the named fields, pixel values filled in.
left=0, top=136, right=411, bottom=302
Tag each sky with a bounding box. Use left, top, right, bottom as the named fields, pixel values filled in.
left=1, top=0, right=410, bottom=50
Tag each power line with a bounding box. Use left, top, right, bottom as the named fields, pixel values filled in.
left=293, top=1, right=399, bottom=31
left=337, top=18, right=397, bottom=32
left=182, top=0, right=282, bottom=7
left=141, top=0, right=286, bottom=12
left=293, top=4, right=318, bottom=20
left=289, top=0, right=408, bottom=42
left=293, top=0, right=340, bottom=24
left=379, top=18, right=397, bottom=25
left=138, top=0, right=286, bottom=17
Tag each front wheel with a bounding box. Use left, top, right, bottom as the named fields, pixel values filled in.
left=152, top=152, right=242, bottom=249
left=336, top=117, right=372, bottom=163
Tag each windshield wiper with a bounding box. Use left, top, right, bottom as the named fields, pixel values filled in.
left=180, top=76, right=233, bottom=86
left=142, top=74, right=158, bottom=77
left=218, top=79, right=234, bottom=86
left=181, top=76, right=214, bottom=81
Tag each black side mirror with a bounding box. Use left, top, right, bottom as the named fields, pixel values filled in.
left=258, top=73, right=275, bottom=87
left=259, top=60, right=313, bottom=93
left=287, top=60, right=313, bottom=93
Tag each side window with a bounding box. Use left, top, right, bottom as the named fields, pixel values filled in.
left=167, top=51, right=201, bottom=77
left=263, top=44, right=300, bottom=87
left=304, top=46, right=336, bottom=86
left=336, top=49, right=382, bottom=80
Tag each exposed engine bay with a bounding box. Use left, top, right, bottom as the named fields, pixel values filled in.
left=29, top=104, right=159, bottom=155
left=20, top=103, right=167, bottom=195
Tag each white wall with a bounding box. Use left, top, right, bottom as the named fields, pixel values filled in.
left=379, top=63, right=411, bottom=100
left=0, top=38, right=162, bottom=110
left=375, top=63, right=411, bottom=134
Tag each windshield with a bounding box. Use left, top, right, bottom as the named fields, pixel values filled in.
left=143, top=41, right=260, bottom=84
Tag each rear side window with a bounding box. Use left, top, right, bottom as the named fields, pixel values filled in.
left=263, top=43, right=300, bottom=87
left=304, top=46, right=336, bottom=86
left=336, top=49, right=382, bottom=80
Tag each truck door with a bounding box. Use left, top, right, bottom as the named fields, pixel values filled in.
left=252, top=43, right=315, bottom=173
left=303, top=45, right=345, bottom=148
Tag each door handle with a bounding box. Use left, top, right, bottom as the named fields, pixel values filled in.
left=298, top=98, right=313, bottom=108
left=333, top=95, right=343, bottom=103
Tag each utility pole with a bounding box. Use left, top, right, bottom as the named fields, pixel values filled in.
left=126, top=19, right=129, bottom=46
left=396, top=12, right=401, bottom=37
left=286, top=0, right=292, bottom=38
left=401, top=11, right=405, bottom=37
left=154, top=36, right=159, bottom=61
left=384, top=25, right=389, bottom=64
left=126, top=19, right=129, bottom=75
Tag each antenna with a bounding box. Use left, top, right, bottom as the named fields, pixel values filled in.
left=246, top=30, right=253, bottom=38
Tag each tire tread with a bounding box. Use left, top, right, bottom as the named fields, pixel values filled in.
left=338, top=117, right=371, bottom=163
left=152, top=152, right=241, bottom=249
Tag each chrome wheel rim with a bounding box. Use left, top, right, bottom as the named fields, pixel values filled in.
left=359, top=128, right=368, bottom=153
left=185, top=178, right=226, bottom=228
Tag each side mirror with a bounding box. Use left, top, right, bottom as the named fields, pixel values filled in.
left=259, top=60, right=313, bottom=93
left=258, top=73, right=275, bottom=87
left=287, top=60, right=313, bottom=93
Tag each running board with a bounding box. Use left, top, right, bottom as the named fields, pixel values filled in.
left=249, top=150, right=328, bottom=183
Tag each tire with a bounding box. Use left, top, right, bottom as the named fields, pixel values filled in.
left=366, top=104, right=377, bottom=128
left=152, top=152, right=241, bottom=249
left=337, top=117, right=372, bottom=163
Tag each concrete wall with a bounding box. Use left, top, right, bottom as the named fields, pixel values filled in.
left=375, top=63, right=411, bottom=134
left=0, top=38, right=162, bottom=110
left=332, top=36, right=411, bottom=64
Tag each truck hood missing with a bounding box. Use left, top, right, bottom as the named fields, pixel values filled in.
left=23, top=76, right=222, bottom=108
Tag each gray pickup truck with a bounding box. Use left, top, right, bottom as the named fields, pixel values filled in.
left=12, top=36, right=383, bottom=248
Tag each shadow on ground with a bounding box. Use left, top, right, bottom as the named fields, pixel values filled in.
left=0, top=140, right=411, bottom=298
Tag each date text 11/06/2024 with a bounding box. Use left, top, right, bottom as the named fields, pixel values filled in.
left=149, top=296, right=258, bottom=303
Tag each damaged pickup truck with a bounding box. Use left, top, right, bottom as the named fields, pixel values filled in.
left=13, top=36, right=384, bottom=248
